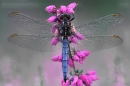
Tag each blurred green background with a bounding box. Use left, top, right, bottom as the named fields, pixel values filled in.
left=0, top=0, right=130, bottom=86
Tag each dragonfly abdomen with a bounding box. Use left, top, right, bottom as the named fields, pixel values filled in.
left=62, top=39, right=69, bottom=82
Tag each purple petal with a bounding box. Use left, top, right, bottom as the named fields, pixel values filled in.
left=62, top=80, right=70, bottom=86
left=73, top=55, right=79, bottom=61
left=51, top=55, right=59, bottom=62
left=67, top=2, right=77, bottom=9
left=51, top=25, right=58, bottom=33
left=68, top=58, right=74, bottom=68
left=86, top=70, right=96, bottom=75
left=75, top=33, right=85, bottom=40
left=45, top=5, right=56, bottom=13
left=51, top=37, right=59, bottom=45
left=76, top=51, right=81, bottom=57
left=60, top=5, right=67, bottom=13
left=71, top=37, right=78, bottom=44
left=77, top=79, right=83, bottom=86
left=79, top=51, right=86, bottom=58
left=58, top=55, right=62, bottom=62
left=73, top=76, right=79, bottom=83
left=80, top=74, right=88, bottom=82
left=82, top=50, right=90, bottom=57
left=66, top=8, right=74, bottom=14
left=46, top=16, right=57, bottom=23
left=79, top=58, right=84, bottom=64
left=89, top=75, right=99, bottom=81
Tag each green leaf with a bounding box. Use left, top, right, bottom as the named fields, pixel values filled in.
left=69, top=71, right=73, bottom=76
left=75, top=69, right=79, bottom=73
left=79, top=70, right=83, bottom=74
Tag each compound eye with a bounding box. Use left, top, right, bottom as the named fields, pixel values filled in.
left=67, top=15, right=71, bottom=20
left=60, top=15, right=65, bottom=20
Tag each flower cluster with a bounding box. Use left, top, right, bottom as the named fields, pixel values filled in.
left=46, top=2, right=99, bottom=86
left=61, top=70, right=98, bottom=86
left=51, top=32, right=85, bottom=45
left=45, top=2, right=77, bottom=14
left=46, top=2, right=77, bottom=23
left=51, top=50, right=90, bottom=67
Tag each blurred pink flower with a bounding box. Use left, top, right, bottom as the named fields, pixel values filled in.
left=51, top=25, right=58, bottom=33
left=89, top=75, right=98, bottom=81
left=58, top=55, right=62, bottom=62
left=60, top=5, right=67, bottom=13
left=82, top=50, right=90, bottom=57
left=67, top=2, right=77, bottom=9
left=75, top=33, right=85, bottom=40
left=60, top=70, right=98, bottom=86
left=72, top=76, right=78, bottom=85
left=46, top=16, right=57, bottom=23
left=45, top=5, right=57, bottom=13
left=86, top=70, right=96, bottom=75
left=77, top=79, right=83, bottom=86
left=51, top=55, right=59, bottom=62
left=68, top=36, right=78, bottom=44
left=73, top=55, right=79, bottom=61
left=62, top=80, right=70, bottom=86
left=68, top=58, right=74, bottom=68
left=80, top=74, right=88, bottom=82
left=66, top=8, right=75, bottom=14
left=51, top=37, right=59, bottom=45
left=74, top=50, right=90, bottom=64
left=79, top=58, right=84, bottom=64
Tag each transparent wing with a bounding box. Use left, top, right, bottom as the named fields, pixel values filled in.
left=8, top=12, right=53, bottom=34
left=7, top=34, right=62, bottom=52
left=75, top=13, right=124, bottom=35
left=71, top=35, right=123, bottom=52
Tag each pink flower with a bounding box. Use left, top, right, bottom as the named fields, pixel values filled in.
left=86, top=70, right=96, bottom=75
left=80, top=74, right=88, bottom=82
left=66, top=8, right=75, bottom=14
left=62, top=80, right=70, bottom=86
left=72, top=76, right=78, bottom=85
left=79, top=58, right=84, bottom=64
left=75, top=33, right=85, bottom=40
left=71, top=37, right=78, bottom=44
left=73, top=55, right=79, bottom=61
left=89, top=75, right=98, bottom=81
left=74, top=50, right=90, bottom=64
left=68, top=36, right=78, bottom=44
left=51, top=37, right=59, bottom=45
left=46, top=16, right=57, bottom=23
left=45, top=5, right=57, bottom=13
left=51, top=25, right=58, bottom=33
left=60, top=5, right=67, bottom=13
left=58, top=55, right=62, bottom=62
left=77, top=79, right=83, bottom=86
left=80, top=74, right=92, bottom=85
left=51, top=55, right=59, bottom=62
left=67, top=2, right=77, bottom=9
left=82, top=50, right=90, bottom=57
left=68, top=58, right=74, bottom=68
left=79, top=51, right=86, bottom=58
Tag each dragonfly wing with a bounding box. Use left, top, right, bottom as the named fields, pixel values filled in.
left=8, top=12, right=53, bottom=34
left=73, top=35, right=123, bottom=52
left=7, top=34, right=62, bottom=52
left=75, top=13, right=124, bottom=35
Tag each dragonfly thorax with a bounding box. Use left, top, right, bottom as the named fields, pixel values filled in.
left=58, top=14, right=73, bottom=39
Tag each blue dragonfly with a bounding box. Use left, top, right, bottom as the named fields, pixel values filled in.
left=7, top=12, right=124, bottom=82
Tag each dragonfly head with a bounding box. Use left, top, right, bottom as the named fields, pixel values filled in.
left=60, top=13, right=71, bottom=26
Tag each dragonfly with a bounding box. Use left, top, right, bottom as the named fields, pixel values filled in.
left=7, top=12, right=124, bottom=82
